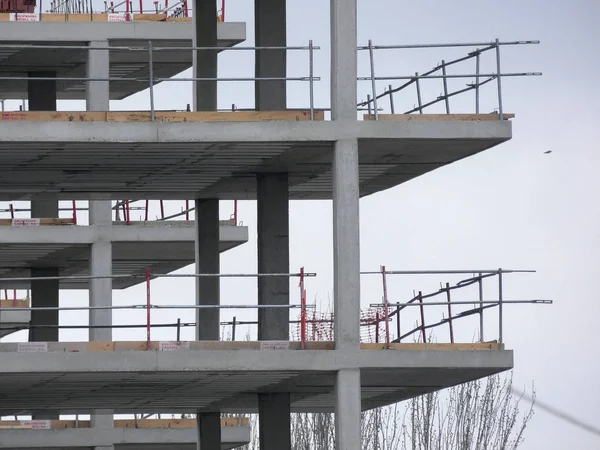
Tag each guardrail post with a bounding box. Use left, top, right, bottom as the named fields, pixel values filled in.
left=148, top=40, right=155, bottom=122
left=415, top=72, right=423, bottom=114
left=441, top=60, right=450, bottom=113
left=380, top=265, right=390, bottom=348
left=176, top=318, right=181, bottom=342
left=495, top=38, right=503, bottom=120
left=388, top=84, right=395, bottom=114
left=478, top=272, right=484, bottom=342
left=395, top=304, right=400, bottom=342
left=418, top=291, right=426, bottom=343
left=498, top=268, right=503, bottom=344
left=232, top=316, right=236, bottom=341
left=300, top=267, right=306, bottom=349
left=445, top=282, right=454, bottom=343
left=368, top=39, right=379, bottom=120
left=475, top=52, right=481, bottom=114
left=146, top=268, right=151, bottom=350
left=309, top=40, right=315, bottom=120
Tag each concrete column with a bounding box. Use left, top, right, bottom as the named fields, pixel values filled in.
left=335, top=369, right=361, bottom=450
left=27, top=72, right=57, bottom=111
left=88, top=199, right=112, bottom=342
left=259, top=393, right=291, bottom=450
left=254, top=0, right=286, bottom=110
left=330, top=0, right=357, bottom=120
left=28, top=268, right=59, bottom=342
left=91, top=411, right=114, bottom=450
left=86, top=40, right=110, bottom=111
left=192, top=0, right=217, bottom=111
left=195, top=199, right=221, bottom=450
left=332, top=139, right=360, bottom=349
left=257, top=173, right=290, bottom=340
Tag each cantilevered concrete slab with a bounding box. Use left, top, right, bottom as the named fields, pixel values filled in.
left=0, top=300, right=30, bottom=338
left=0, top=21, right=246, bottom=100
left=0, top=221, right=248, bottom=289
left=0, top=115, right=512, bottom=200
left=0, top=343, right=513, bottom=414
left=0, top=418, right=250, bottom=450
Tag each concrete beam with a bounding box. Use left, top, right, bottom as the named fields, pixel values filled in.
left=0, top=22, right=246, bottom=43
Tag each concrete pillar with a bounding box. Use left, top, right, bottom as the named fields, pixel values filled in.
left=331, top=3, right=361, bottom=449
left=195, top=199, right=221, bottom=450
left=86, top=41, right=114, bottom=450
left=254, top=0, right=286, bottom=110
left=86, top=40, right=110, bottom=111
left=335, top=369, right=361, bottom=450
left=257, top=173, right=290, bottom=341
left=259, top=393, right=291, bottom=450
left=330, top=0, right=357, bottom=121
left=192, top=0, right=217, bottom=111
left=27, top=72, right=57, bottom=111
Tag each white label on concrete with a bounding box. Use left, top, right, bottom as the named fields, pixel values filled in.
left=9, top=13, right=39, bottom=21
left=20, top=420, right=51, bottom=429
left=260, top=341, right=290, bottom=350
left=17, top=342, right=48, bottom=353
left=12, top=218, right=40, bottom=227
left=108, top=13, right=132, bottom=22
left=159, top=341, right=190, bottom=351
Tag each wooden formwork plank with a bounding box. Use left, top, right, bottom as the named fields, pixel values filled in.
left=0, top=111, right=324, bottom=122
left=0, top=418, right=249, bottom=429
left=0, top=299, right=29, bottom=308
left=363, top=113, right=515, bottom=121
left=0, top=218, right=75, bottom=226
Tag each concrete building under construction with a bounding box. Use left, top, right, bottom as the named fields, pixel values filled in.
left=0, top=0, right=542, bottom=449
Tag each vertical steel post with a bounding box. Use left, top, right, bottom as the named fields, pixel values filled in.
left=367, top=95, right=372, bottom=115
left=375, top=311, right=379, bottom=344
left=478, top=272, right=484, bottom=342
left=475, top=52, right=481, bottom=114
left=144, top=200, right=149, bottom=221
left=388, top=84, right=395, bottom=114
left=381, top=265, right=390, bottom=348
left=72, top=200, right=77, bottom=225
left=418, top=291, right=426, bottom=343
left=160, top=200, right=165, bottom=219
left=395, top=304, right=400, bottom=342
left=233, top=200, right=238, bottom=225
left=368, top=40, right=379, bottom=120
left=300, top=267, right=306, bottom=349
left=186, top=200, right=190, bottom=220
left=309, top=40, right=315, bottom=120
left=498, top=268, right=503, bottom=344
left=232, top=316, right=236, bottom=341
left=9, top=204, right=13, bottom=218
left=495, top=38, right=503, bottom=120
left=146, top=268, right=151, bottom=350
left=176, top=318, right=181, bottom=342
left=415, top=72, right=423, bottom=114
left=445, top=282, right=454, bottom=344
left=221, top=0, right=225, bottom=21
left=125, top=200, right=131, bottom=225
left=148, top=40, right=155, bottom=122
left=441, top=60, right=450, bottom=114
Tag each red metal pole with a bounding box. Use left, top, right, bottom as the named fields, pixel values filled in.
left=381, top=265, right=390, bottom=348
left=300, top=267, right=306, bottom=349
left=139, top=0, right=143, bottom=13
left=185, top=200, right=190, bottom=220
left=160, top=200, right=165, bottom=219
left=418, top=291, right=426, bottom=343
left=72, top=200, right=77, bottom=225
left=221, top=0, right=225, bottom=21
left=375, top=311, right=380, bottom=343
left=125, top=0, right=129, bottom=20
left=13, top=289, right=16, bottom=307
left=183, top=0, right=188, bottom=17
left=144, top=200, right=149, bottom=221
left=146, top=268, right=151, bottom=350
left=446, top=282, right=454, bottom=343
left=125, top=200, right=131, bottom=225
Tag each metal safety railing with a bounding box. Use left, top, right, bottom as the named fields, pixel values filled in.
left=365, top=268, right=551, bottom=347
left=0, top=41, right=320, bottom=121
left=0, top=267, right=315, bottom=349
left=357, top=39, right=541, bottom=120
left=0, top=200, right=240, bottom=226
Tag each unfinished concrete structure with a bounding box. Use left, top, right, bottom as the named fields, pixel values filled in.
left=0, top=1, right=541, bottom=449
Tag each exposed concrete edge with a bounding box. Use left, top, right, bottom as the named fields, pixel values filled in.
left=0, top=349, right=514, bottom=373
left=0, top=224, right=248, bottom=244
left=0, top=21, right=246, bottom=43
left=0, top=119, right=512, bottom=143
left=0, top=426, right=251, bottom=448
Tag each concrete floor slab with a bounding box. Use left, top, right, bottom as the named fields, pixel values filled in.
left=0, top=222, right=248, bottom=289
left=0, top=119, right=512, bottom=200
left=0, top=348, right=513, bottom=414
left=0, top=22, right=246, bottom=100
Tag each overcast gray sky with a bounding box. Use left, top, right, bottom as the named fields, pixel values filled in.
left=2, top=0, right=600, bottom=448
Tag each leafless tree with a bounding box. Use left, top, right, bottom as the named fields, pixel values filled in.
left=237, top=371, right=534, bottom=450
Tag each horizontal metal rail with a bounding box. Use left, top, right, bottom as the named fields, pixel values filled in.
left=357, top=72, right=541, bottom=81
left=0, top=44, right=321, bottom=51
left=357, top=40, right=540, bottom=50
left=2, top=304, right=314, bottom=312
left=370, top=299, right=551, bottom=307
left=360, top=269, right=534, bottom=275
left=0, top=76, right=319, bottom=82
left=0, top=272, right=315, bottom=282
